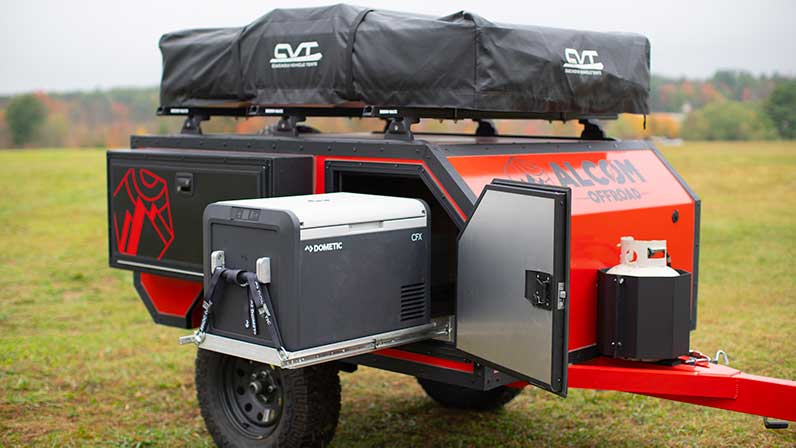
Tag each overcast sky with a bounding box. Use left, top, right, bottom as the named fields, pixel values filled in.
left=1, top=0, right=794, bottom=95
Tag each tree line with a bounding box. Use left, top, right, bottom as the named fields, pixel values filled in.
left=0, top=71, right=794, bottom=147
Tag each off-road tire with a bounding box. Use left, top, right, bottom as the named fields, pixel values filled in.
left=417, top=377, right=521, bottom=411
left=196, top=349, right=341, bottom=447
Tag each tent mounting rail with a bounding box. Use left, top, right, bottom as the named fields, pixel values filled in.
left=157, top=105, right=617, bottom=123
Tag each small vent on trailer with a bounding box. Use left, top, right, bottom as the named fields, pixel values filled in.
left=400, top=283, right=426, bottom=321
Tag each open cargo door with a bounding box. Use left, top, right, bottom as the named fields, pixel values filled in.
left=456, top=180, right=570, bottom=396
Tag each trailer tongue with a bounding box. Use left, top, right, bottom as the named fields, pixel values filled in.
left=106, top=4, right=794, bottom=446
left=570, top=357, right=796, bottom=423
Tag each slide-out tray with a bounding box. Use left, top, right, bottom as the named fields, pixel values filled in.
left=179, top=316, right=452, bottom=368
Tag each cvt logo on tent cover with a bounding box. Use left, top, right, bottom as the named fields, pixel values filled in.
left=270, top=41, right=323, bottom=69
left=563, top=48, right=604, bottom=76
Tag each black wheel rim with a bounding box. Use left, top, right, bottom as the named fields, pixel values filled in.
left=219, top=356, right=284, bottom=439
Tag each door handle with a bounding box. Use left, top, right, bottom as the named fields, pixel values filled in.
left=175, top=172, right=194, bottom=195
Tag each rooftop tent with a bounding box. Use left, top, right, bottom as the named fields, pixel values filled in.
left=159, top=4, right=650, bottom=117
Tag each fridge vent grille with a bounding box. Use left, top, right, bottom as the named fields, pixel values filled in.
left=400, top=283, right=426, bottom=321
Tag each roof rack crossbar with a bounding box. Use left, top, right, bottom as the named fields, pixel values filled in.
left=157, top=105, right=618, bottom=123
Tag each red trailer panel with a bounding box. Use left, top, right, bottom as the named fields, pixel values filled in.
left=447, top=149, right=698, bottom=352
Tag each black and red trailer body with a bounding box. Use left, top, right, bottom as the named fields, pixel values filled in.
left=109, top=130, right=794, bottom=421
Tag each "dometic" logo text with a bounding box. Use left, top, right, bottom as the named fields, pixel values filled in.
left=270, top=41, right=323, bottom=69
left=304, top=241, right=343, bottom=253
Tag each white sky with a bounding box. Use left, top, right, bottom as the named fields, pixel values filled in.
left=1, top=0, right=794, bottom=95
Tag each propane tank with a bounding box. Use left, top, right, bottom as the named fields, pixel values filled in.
left=606, top=236, right=679, bottom=277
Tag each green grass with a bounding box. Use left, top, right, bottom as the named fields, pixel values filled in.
left=0, top=142, right=794, bottom=447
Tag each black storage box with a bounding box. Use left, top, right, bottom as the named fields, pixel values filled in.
left=107, top=149, right=312, bottom=278
left=597, top=269, right=692, bottom=360
left=203, top=193, right=431, bottom=352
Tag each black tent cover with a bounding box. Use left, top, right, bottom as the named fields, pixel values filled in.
left=159, top=4, right=650, bottom=117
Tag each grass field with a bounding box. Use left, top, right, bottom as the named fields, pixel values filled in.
left=0, top=141, right=794, bottom=447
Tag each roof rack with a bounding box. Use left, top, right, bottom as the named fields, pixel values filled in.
left=158, top=105, right=617, bottom=140
left=157, top=105, right=617, bottom=122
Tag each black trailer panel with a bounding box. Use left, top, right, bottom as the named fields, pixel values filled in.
left=107, top=149, right=312, bottom=278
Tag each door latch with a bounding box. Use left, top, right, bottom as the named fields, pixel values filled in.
left=525, top=270, right=553, bottom=310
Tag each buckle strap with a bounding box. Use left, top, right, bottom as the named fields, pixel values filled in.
left=194, top=268, right=284, bottom=353
left=241, top=271, right=284, bottom=351
left=197, top=267, right=227, bottom=338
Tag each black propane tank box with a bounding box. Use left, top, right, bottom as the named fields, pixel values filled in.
left=107, top=149, right=312, bottom=278
left=203, top=192, right=431, bottom=351
left=597, top=269, right=692, bottom=360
